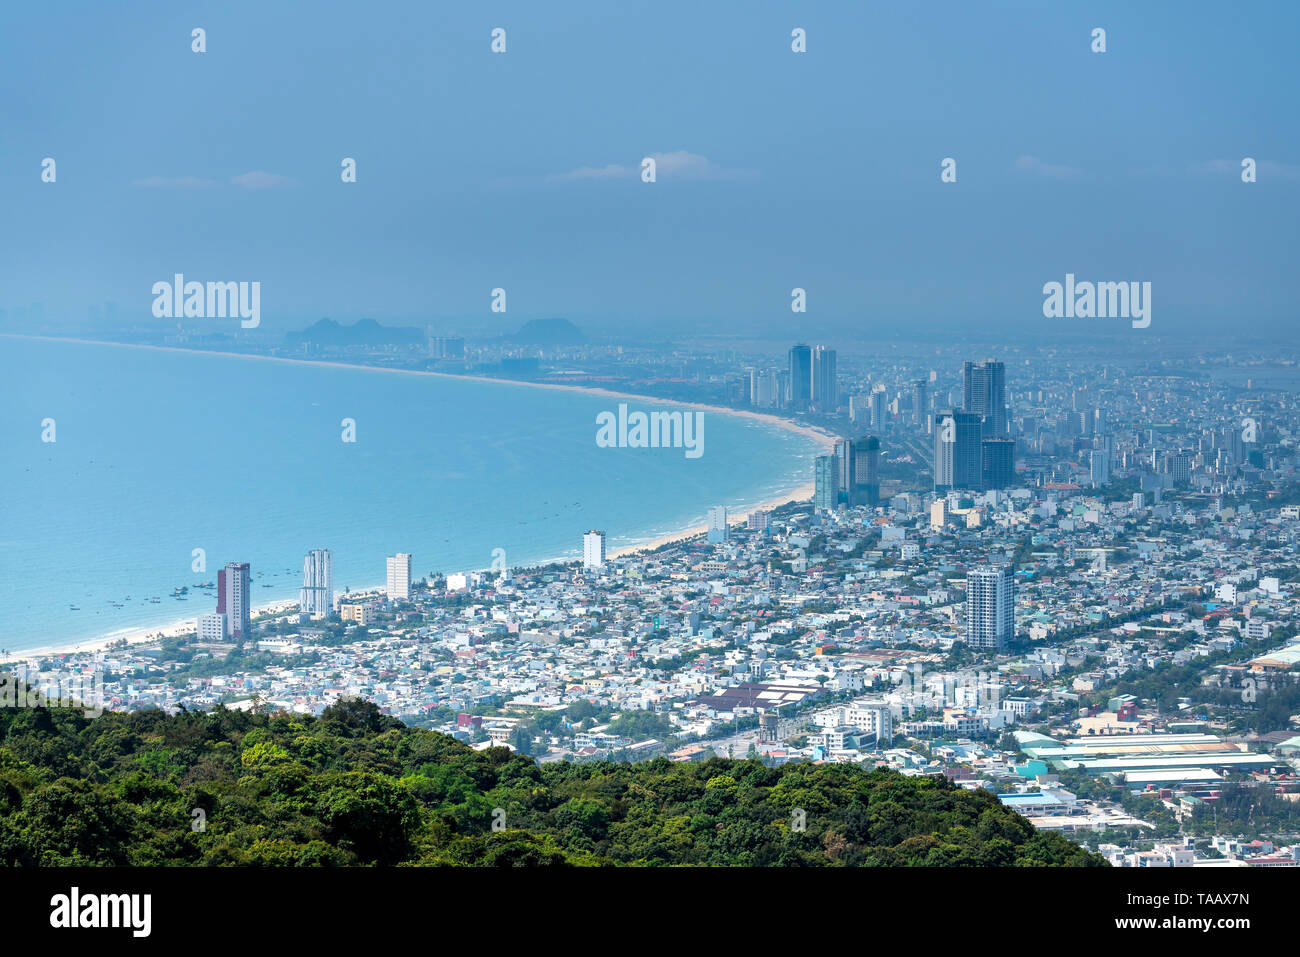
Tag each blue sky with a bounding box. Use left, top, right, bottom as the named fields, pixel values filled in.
left=2, top=0, right=1297, bottom=339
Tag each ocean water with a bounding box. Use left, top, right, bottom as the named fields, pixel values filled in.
left=0, top=337, right=821, bottom=652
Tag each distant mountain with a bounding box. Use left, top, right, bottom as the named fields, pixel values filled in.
left=505, top=317, right=586, bottom=347
left=286, top=318, right=424, bottom=348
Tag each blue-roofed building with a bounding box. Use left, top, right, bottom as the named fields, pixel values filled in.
left=1015, top=760, right=1050, bottom=778
left=999, top=787, right=1078, bottom=816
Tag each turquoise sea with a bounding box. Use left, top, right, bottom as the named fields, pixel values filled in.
left=0, top=336, right=822, bottom=653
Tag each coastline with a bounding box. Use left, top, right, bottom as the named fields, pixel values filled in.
left=0, top=334, right=836, bottom=666
left=0, top=333, right=839, bottom=453
left=0, top=600, right=302, bottom=668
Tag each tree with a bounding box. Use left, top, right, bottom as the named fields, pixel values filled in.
left=0, top=699, right=1107, bottom=868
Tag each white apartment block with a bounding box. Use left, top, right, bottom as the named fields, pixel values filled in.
left=846, top=702, right=894, bottom=743
left=386, top=552, right=412, bottom=600
left=583, top=530, right=606, bottom=570
left=196, top=613, right=226, bottom=642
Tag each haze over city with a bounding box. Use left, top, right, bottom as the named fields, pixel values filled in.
left=2, top=0, right=1298, bottom=338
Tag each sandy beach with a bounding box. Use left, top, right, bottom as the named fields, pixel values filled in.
left=606, top=479, right=816, bottom=559
left=0, top=600, right=303, bottom=667
left=0, top=334, right=837, bottom=664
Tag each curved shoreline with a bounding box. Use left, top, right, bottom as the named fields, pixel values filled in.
left=0, top=333, right=838, bottom=451
left=0, top=334, right=837, bottom=665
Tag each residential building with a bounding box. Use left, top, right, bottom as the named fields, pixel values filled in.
left=386, top=552, right=413, bottom=600
left=300, top=548, right=333, bottom=620
left=583, top=530, right=606, bottom=570
left=967, top=564, right=1015, bottom=650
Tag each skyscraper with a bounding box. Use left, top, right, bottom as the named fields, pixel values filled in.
left=913, top=379, right=929, bottom=426
left=853, top=435, right=881, bottom=506
left=871, top=386, right=888, bottom=431
left=981, top=438, right=1015, bottom=491
left=1163, top=450, right=1192, bottom=485
left=386, top=552, right=412, bottom=600
left=811, top=346, right=837, bottom=412
left=1089, top=434, right=1114, bottom=488
left=707, top=505, right=729, bottom=543
left=834, top=438, right=856, bottom=506
left=1089, top=448, right=1111, bottom=487
left=934, top=410, right=982, bottom=491
left=814, top=455, right=839, bottom=511
left=583, top=530, right=606, bottom=570
left=216, top=561, right=251, bottom=640
left=849, top=393, right=871, bottom=425
left=787, top=344, right=812, bottom=410
left=428, top=335, right=465, bottom=359
left=300, top=548, right=333, bottom=620
left=963, top=359, right=1007, bottom=439
left=966, top=565, right=1015, bottom=650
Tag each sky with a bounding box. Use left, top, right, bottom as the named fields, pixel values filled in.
left=1, top=0, right=1297, bottom=341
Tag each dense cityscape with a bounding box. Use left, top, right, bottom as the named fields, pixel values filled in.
left=8, top=329, right=1300, bottom=869
left=7, top=1, right=1297, bottom=943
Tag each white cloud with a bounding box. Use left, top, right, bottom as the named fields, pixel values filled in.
left=231, top=170, right=294, bottom=189
left=1191, top=158, right=1300, bottom=178
left=547, top=163, right=634, bottom=183
left=134, top=176, right=218, bottom=189
left=1252, top=159, right=1298, bottom=178
left=544, top=151, right=756, bottom=184
left=1014, top=155, right=1082, bottom=179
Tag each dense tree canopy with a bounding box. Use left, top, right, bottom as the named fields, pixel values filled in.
left=0, top=697, right=1104, bottom=867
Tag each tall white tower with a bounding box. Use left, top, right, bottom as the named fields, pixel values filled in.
left=707, top=506, right=728, bottom=544
left=300, top=548, right=333, bottom=619
left=583, top=530, right=606, bottom=570
left=386, top=552, right=412, bottom=600
left=965, top=564, right=1014, bottom=650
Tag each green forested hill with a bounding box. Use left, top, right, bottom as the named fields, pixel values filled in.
left=0, top=698, right=1104, bottom=866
